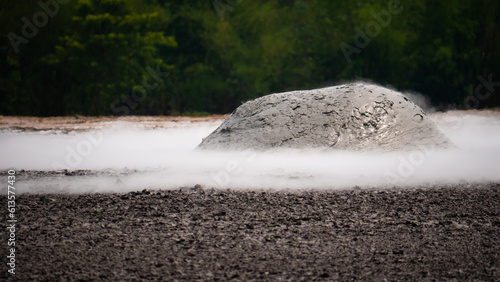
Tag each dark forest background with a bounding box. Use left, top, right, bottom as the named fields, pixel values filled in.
left=1, top=0, right=499, bottom=116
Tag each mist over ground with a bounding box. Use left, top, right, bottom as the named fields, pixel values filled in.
left=1, top=111, right=499, bottom=194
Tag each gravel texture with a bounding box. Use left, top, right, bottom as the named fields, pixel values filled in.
left=2, top=183, right=499, bottom=281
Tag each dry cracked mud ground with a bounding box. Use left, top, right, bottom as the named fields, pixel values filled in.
left=2, top=183, right=499, bottom=281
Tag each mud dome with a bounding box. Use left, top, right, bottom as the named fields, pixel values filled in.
left=199, top=83, right=453, bottom=151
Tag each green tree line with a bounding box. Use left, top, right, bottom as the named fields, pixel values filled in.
left=1, top=0, right=499, bottom=116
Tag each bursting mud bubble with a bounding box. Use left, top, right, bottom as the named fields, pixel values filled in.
left=199, top=83, right=453, bottom=151
left=0, top=109, right=499, bottom=193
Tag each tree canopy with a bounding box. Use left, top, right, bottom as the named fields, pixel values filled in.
left=1, top=0, right=499, bottom=116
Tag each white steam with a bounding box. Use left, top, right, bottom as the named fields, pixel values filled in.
left=1, top=111, right=499, bottom=194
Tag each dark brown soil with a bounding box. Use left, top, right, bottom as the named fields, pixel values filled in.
left=2, top=184, right=500, bottom=281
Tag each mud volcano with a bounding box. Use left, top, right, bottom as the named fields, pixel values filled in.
left=199, top=83, right=452, bottom=151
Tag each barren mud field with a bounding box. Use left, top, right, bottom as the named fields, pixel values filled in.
left=0, top=115, right=228, bottom=133
left=1, top=114, right=500, bottom=280
left=1, top=184, right=499, bottom=281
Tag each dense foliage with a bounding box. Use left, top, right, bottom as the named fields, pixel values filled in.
left=1, top=0, right=499, bottom=116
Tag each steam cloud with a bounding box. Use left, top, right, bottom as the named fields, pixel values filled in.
left=1, top=112, right=499, bottom=194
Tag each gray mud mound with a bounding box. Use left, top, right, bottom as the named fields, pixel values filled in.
left=199, top=83, right=452, bottom=151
